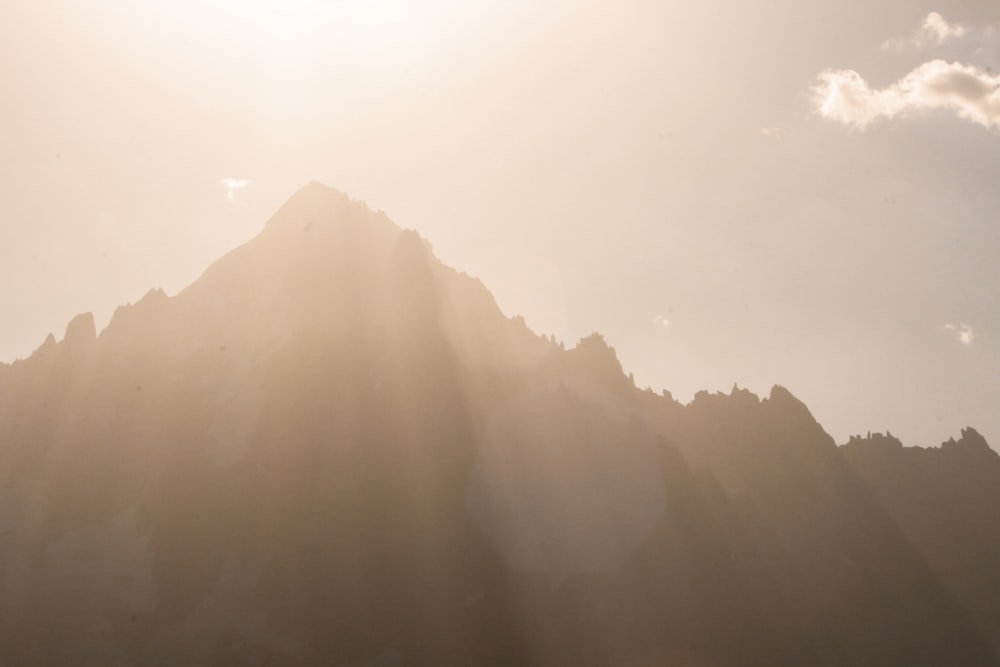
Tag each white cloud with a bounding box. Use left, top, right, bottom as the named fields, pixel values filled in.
left=882, top=12, right=968, bottom=51
left=759, top=126, right=782, bottom=140
left=945, top=323, right=975, bottom=346
left=652, top=315, right=670, bottom=329
left=812, top=60, right=1000, bottom=131
left=221, top=177, right=252, bottom=201
left=922, top=12, right=967, bottom=45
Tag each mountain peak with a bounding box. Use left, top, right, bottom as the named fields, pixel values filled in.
left=262, top=181, right=363, bottom=236
left=564, top=333, right=633, bottom=389
left=62, top=312, right=96, bottom=346
left=765, top=384, right=814, bottom=417
left=766, top=384, right=796, bottom=404
left=26, top=332, right=57, bottom=361
left=943, top=427, right=995, bottom=456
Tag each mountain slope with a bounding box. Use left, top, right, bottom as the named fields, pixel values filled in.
left=842, top=428, right=1000, bottom=657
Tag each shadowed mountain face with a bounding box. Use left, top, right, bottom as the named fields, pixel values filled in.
left=1, top=183, right=999, bottom=666
left=841, top=429, right=1000, bottom=658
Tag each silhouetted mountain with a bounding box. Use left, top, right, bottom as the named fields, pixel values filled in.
left=1, top=183, right=998, bottom=666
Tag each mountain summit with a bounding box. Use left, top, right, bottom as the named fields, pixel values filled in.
left=1, top=183, right=998, bottom=666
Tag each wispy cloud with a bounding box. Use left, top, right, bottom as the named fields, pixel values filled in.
left=759, top=126, right=782, bottom=140
left=883, top=12, right=968, bottom=51
left=945, top=322, right=975, bottom=346
left=652, top=315, right=671, bottom=329
left=812, top=60, right=1000, bottom=131
left=221, top=177, right=252, bottom=201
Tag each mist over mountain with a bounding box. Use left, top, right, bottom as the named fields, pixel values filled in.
left=1, top=183, right=999, bottom=666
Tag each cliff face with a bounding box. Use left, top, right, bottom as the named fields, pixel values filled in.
left=0, top=183, right=998, bottom=666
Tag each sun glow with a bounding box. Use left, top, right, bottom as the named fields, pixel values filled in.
left=157, top=0, right=450, bottom=58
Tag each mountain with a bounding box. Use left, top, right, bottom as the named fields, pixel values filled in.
left=1, top=183, right=998, bottom=666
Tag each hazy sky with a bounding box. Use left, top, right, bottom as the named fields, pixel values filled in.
left=3, top=0, right=1000, bottom=448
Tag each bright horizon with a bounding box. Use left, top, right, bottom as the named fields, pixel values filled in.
left=4, top=0, right=1000, bottom=449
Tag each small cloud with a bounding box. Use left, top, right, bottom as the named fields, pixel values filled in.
left=812, top=60, right=1000, bottom=131
left=760, top=126, right=782, bottom=140
left=221, top=178, right=252, bottom=201
left=945, top=322, right=975, bottom=346
left=882, top=12, right=968, bottom=51
left=921, top=12, right=967, bottom=46
left=881, top=37, right=907, bottom=53
left=652, top=315, right=671, bottom=329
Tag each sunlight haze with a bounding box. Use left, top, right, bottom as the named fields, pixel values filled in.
left=3, top=0, right=1000, bottom=449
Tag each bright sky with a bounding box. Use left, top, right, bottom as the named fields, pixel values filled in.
left=3, top=0, right=1000, bottom=449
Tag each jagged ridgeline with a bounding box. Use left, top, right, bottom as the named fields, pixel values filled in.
left=1, top=183, right=998, bottom=666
